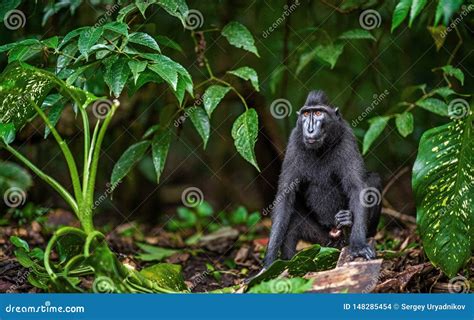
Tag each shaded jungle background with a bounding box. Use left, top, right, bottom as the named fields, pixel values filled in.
left=0, top=0, right=472, bottom=292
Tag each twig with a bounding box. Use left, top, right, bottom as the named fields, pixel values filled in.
left=382, top=166, right=410, bottom=196
left=382, top=207, right=416, bottom=225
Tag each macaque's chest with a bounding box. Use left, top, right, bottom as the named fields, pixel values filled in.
left=301, top=170, right=349, bottom=228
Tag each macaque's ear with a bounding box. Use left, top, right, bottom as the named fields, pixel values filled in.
left=296, top=110, right=300, bottom=116
left=334, top=107, right=341, bottom=119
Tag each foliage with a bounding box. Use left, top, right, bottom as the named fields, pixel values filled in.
left=248, top=277, right=314, bottom=294
left=412, top=114, right=473, bottom=277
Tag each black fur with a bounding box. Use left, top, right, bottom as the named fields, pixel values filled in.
left=263, top=90, right=382, bottom=268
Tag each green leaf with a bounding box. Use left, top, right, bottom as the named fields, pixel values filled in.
left=103, top=22, right=129, bottom=37
left=0, top=0, right=21, bottom=20
left=441, top=65, right=464, bottom=85
left=128, top=32, right=161, bottom=52
left=59, top=27, right=87, bottom=49
left=203, top=85, right=231, bottom=118
left=248, top=277, right=314, bottom=293
left=416, top=97, right=449, bottom=116
left=42, top=36, right=59, bottom=49
left=188, top=107, right=210, bottom=149
left=128, top=60, right=147, bottom=85
left=155, top=35, right=183, bottom=52
left=10, top=236, right=29, bottom=251
left=196, top=201, right=213, bottom=217
left=78, top=27, right=104, bottom=59
left=231, top=108, right=259, bottom=171
left=391, top=0, right=412, bottom=32
left=230, top=206, right=248, bottom=225
left=395, top=112, right=414, bottom=137
left=0, top=161, right=33, bottom=194
left=432, top=86, right=456, bottom=99
left=435, top=0, right=463, bottom=26
left=247, top=212, right=260, bottom=228
left=297, top=43, right=345, bottom=73
left=409, top=0, right=427, bottom=27
left=0, top=123, right=15, bottom=144
left=104, top=57, right=130, bottom=97
left=8, top=45, right=42, bottom=63
left=151, top=129, right=171, bottom=183
left=248, top=245, right=339, bottom=287
left=156, top=0, right=189, bottom=24
left=227, top=66, right=260, bottom=92
left=135, top=243, right=178, bottom=262
left=0, top=63, right=66, bottom=130
left=412, top=115, right=473, bottom=277
left=362, top=116, right=390, bottom=154
left=177, top=207, right=197, bottom=225
left=147, top=55, right=179, bottom=90
left=338, top=29, right=376, bottom=40
left=111, top=140, right=151, bottom=185
left=42, top=94, right=65, bottom=138
left=139, top=263, right=188, bottom=292
left=221, top=21, right=260, bottom=57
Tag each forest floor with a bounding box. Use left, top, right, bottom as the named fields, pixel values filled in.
left=0, top=208, right=471, bottom=293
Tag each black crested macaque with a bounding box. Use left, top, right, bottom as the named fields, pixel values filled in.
left=263, top=90, right=381, bottom=268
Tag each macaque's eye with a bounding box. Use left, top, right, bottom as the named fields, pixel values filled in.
left=303, top=111, right=310, bottom=117
left=315, top=111, right=322, bottom=116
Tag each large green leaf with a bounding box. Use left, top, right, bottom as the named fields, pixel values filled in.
left=147, top=55, right=179, bottom=90
left=0, top=161, right=33, bottom=195
left=362, top=116, right=390, bottom=154
left=111, top=140, right=151, bottom=185
left=391, top=0, right=412, bottom=32
left=151, top=129, right=171, bottom=183
left=221, top=21, right=260, bottom=57
left=231, top=109, right=259, bottom=171
left=139, top=263, right=188, bottom=292
left=296, top=42, right=345, bottom=73
left=227, top=66, right=260, bottom=92
left=441, top=65, right=464, bottom=86
left=338, top=29, right=375, bottom=41
left=412, top=115, right=473, bottom=277
left=188, top=107, right=210, bottom=149
left=248, top=245, right=340, bottom=287
left=135, top=243, right=178, bottom=262
left=203, top=85, right=230, bottom=118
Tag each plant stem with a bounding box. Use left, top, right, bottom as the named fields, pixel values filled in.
left=212, top=77, right=249, bottom=110
left=31, top=101, right=83, bottom=204
left=4, top=144, right=78, bottom=213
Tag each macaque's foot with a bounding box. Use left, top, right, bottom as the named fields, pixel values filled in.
left=244, top=267, right=267, bottom=284
left=349, top=244, right=376, bottom=260
left=335, top=210, right=352, bottom=229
